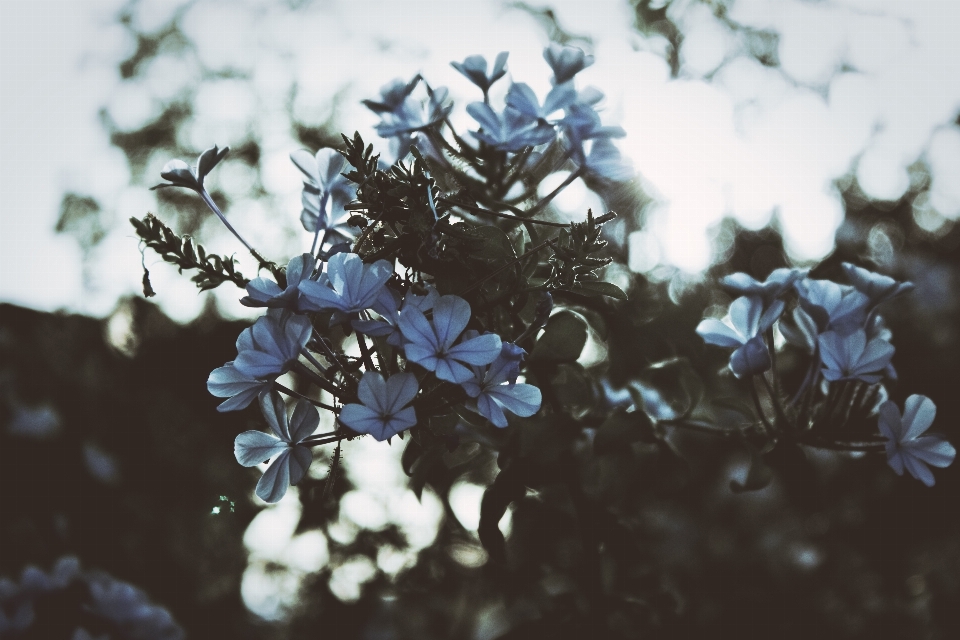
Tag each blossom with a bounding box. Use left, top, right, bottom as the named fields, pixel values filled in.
left=399, top=294, right=502, bottom=383
left=558, top=103, right=625, bottom=162
left=207, top=362, right=273, bottom=412
left=233, top=310, right=312, bottom=379
left=240, top=253, right=315, bottom=309
left=151, top=145, right=229, bottom=193
left=451, top=52, right=509, bottom=93
left=878, top=395, right=955, bottom=486
left=543, top=43, right=594, bottom=84
left=582, top=138, right=633, bottom=181
left=696, top=295, right=784, bottom=378
left=795, top=278, right=869, bottom=335
left=461, top=341, right=541, bottom=427
left=818, top=329, right=895, bottom=383
left=841, top=262, right=914, bottom=306
left=234, top=393, right=318, bottom=503
left=290, top=148, right=356, bottom=245
left=466, top=102, right=556, bottom=151
left=505, top=82, right=576, bottom=123
left=298, top=252, right=393, bottom=321
left=721, top=268, right=808, bottom=301
left=362, top=76, right=419, bottom=114
left=338, top=371, right=419, bottom=441
left=352, top=285, right=439, bottom=346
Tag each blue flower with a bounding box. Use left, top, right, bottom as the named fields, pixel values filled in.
left=505, top=82, right=576, bottom=123
left=841, top=262, right=914, bottom=306
left=558, top=103, right=625, bottom=162
left=795, top=279, right=870, bottom=334
left=374, top=87, right=453, bottom=138
left=234, top=309, right=313, bottom=379
left=582, top=138, right=633, bottom=181
left=241, top=253, right=316, bottom=309
left=398, top=294, right=502, bottom=383
left=234, top=392, right=318, bottom=503
left=151, top=145, right=229, bottom=193
left=543, top=43, right=594, bottom=85
left=298, top=253, right=393, bottom=321
left=207, top=362, right=273, bottom=412
left=466, top=102, right=557, bottom=151
left=338, top=371, right=419, bottom=441
left=362, top=77, right=420, bottom=114
left=451, top=52, right=509, bottom=93
left=696, top=295, right=784, bottom=378
left=352, top=285, right=440, bottom=346
left=290, top=148, right=356, bottom=246
left=461, top=341, right=541, bottom=427
left=818, top=329, right=894, bottom=383
left=878, top=395, right=955, bottom=487
left=721, top=268, right=808, bottom=301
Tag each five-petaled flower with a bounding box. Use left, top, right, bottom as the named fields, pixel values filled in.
left=234, top=309, right=313, bottom=379
left=460, top=340, right=541, bottom=427
left=234, top=392, right=318, bottom=503
left=878, top=395, right=955, bottom=487
left=298, top=253, right=393, bottom=323
left=696, top=295, right=784, bottom=378
left=338, top=371, right=419, bottom=441
left=451, top=52, right=509, bottom=93
left=399, top=294, right=502, bottom=383
left=241, top=253, right=316, bottom=310
left=818, top=329, right=895, bottom=384
left=290, top=148, right=356, bottom=246
left=207, top=362, right=273, bottom=412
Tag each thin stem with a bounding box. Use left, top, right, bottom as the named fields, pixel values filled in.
left=749, top=377, right=775, bottom=434
left=313, top=334, right=360, bottom=383
left=274, top=382, right=338, bottom=412
left=301, top=430, right=341, bottom=441
left=293, top=361, right=342, bottom=397
left=356, top=332, right=376, bottom=372
left=198, top=189, right=272, bottom=268
left=526, top=167, right=584, bottom=216
left=799, top=438, right=886, bottom=452
left=760, top=375, right=793, bottom=432
left=440, top=198, right=570, bottom=227
left=301, top=348, right=328, bottom=374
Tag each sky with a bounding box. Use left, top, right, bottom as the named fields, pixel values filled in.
left=3, top=0, right=960, bottom=321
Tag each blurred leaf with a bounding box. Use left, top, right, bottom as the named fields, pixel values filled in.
left=644, top=358, right=703, bottom=419
left=572, top=280, right=628, bottom=300
left=531, top=311, right=587, bottom=362
left=594, top=410, right=655, bottom=454
left=478, top=465, right=526, bottom=564
left=730, top=444, right=773, bottom=493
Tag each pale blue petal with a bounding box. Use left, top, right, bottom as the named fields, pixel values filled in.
left=878, top=401, right=902, bottom=442
left=357, top=371, right=388, bottom=414
left=904, top=437, right=955, bottom=468
left=235, top=431, right=287, bottom=467
left=286, top=254, right=315, bottom=287
left=448, top=333, right=502, bottom=366
left=207, top=363, right=257, bottom=396
left=902, top=395, right=936, bottom=441
left=729, top=336, right=770, bottom=378
left=245, top=278, right=284, bottom=303
left=339, top=404, right=386, bottom=435
left=435, top=357, right=474, bottom=384
left=478, top=393, right=509, bottom=427
left=383, top=406, right=418, bottom=439
left=236, top=327, right=255, bottom=353
left=259, top=391, right=291, bottom=441
left=885, top=445, right=905, bottom=475
left=432, top=295, right=471, bottom=349
left=384, top=372, right=419, bottom=414
left=398, top=305, right=439, bottom=351
left=505, top=83, right=541, bottom=118
left=404, top=344, right=440, bottom=371
left=696, top=318, right=744, bottom=348
left=217, top=386, right=265, bottom=412
left=902, top=454, right=935, bottom=487
left=729, top=296, right=762, bottom=338
left=299, top=279, right=344, bottom=311
left=289, top=400, right=320, bottom=443
left=290, top=148, right=321, bottom=185
left=487, top=383, right=541, bottom=417
left=758, top=299, right=785, bottom=332
left=352, top=318, right=393, bottom=336
left=234, top=351, right=284, bottom=379
left=256, top=449, right=292, bottom=503
left=288, top=445, right=313, bottom=485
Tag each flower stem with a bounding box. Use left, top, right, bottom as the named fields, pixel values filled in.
left=274, top=382, right=339, bottom=413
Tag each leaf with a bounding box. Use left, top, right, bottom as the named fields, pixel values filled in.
left=571, top=280, right=627, bottom=300
left=530, top=311, right=587, bottom=363
left=594, top=409, right=654, bottom=454
left=478, top=466, right=525, bottom=565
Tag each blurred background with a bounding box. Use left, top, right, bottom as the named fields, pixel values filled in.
left=2, top=0, right=959, bottom=638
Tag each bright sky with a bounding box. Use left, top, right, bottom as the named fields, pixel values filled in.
left=3, top=0, right=960, bottom=318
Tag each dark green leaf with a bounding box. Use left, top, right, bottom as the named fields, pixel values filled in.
left=531, top=311, right=587, bottom=363
left=594, top=409, right=654, bottom=454
left=572, top=280, right=628, bottom=300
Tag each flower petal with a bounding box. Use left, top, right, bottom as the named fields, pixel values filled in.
left=288, top=400, right=320, bottom=443
left=288, top=445, right=313, bottom=486
left=487, top=383, right=541, bottom=418
left=339, top=404, right=386, bottom=435
left=901, top=453, right=936, bottom=487
left=447, top=333, right=503, bottom=366
left=384, top=372, right=419, bottom=414
left=234, top=431, right=287, bottom=467
left=432, top=296, right=471, bottom=349
left=256, top=449, right=292, bottom=503
left=903, top=436, right=956, bottom=468
left=901, top=395, right=936, bottom=441
left=696, top=318, right=744, bottom=348
left=434, top=357, right=474, bottom=384
left=477, top=394, right=508, bottom=427
left=357, top=371, right=388, bottom=415
left=259, top=391, right=291, bottom=441
left=398, top=306, right=438, bottom=352
left=877, top=401, right=903, bottom=442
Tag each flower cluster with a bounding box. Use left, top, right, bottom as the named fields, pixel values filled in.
left=0, top=557, right=184, bottom=639
left=133, top=45, right=641, bottom=503
left=696, top=265, right=954, bottom=486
